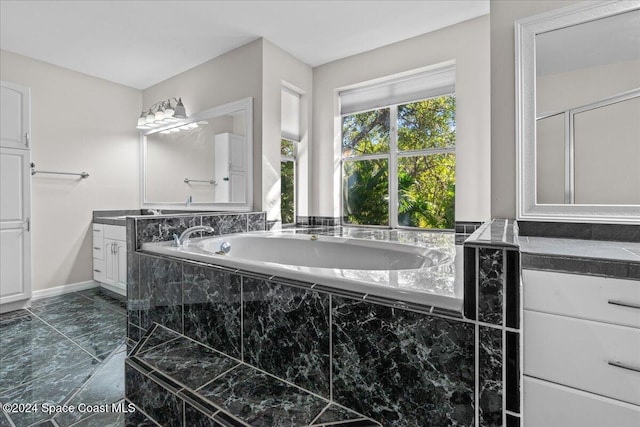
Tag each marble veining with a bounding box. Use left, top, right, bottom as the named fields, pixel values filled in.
left=243, top=277, right=331, bottom=398
left=201, top=214, right=247, bottom=235
left=185, top=401, right=224, bottom=427
left=136, top=215, right=201, bottom=246
left=479, top=326, right=503, bottom=427
left=247, top=212, right=266, bottom=232
left=198, top=364, right=328, bottom=427
left=183, top=264, right=242, bottom=358
left=331, top=296, right=475, bottom=426
left=137, top=336, right=238, bottom=391
left=478, top=248, right=504, bottom=325
left=139, top=255, right=182, bottom=333
left=125, top=363, right=183, bottom=426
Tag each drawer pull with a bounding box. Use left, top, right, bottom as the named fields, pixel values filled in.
left=93, top=247, right=100, bottom=250
left=607, top=299, right=640, bottom=310
left=93, top=229, right=101, bottom=232
left=94, top=269, right=101, bottom=273
left=608, top=361, right=640, bottom=373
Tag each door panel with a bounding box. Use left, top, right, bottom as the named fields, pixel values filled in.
left=1, top=81, right=30, bottom=150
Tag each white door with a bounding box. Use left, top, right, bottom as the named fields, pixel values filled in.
left=103, top=239, right=115, bottom=286
left=115, top=241, right=127, bottom=290
left=1, top=81, right=30, bottom=150
left=0, top=148, right=31, bottom=307
left=0, top=81, right=31, bottom=311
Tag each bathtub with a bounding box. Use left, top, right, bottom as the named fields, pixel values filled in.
left=142, top=229, right=464, bottom=312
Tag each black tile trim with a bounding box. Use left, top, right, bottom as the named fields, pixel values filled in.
left=131, top=323, right=158, bottom=355
left=506, top=413, right=521, bottom=427
left=517, top=221, right=640, bottom=243
left=522, top=253, right=640, bottom=280
left=178, top=390, right=219, bottom=418
left=505, top=251, right=520, bottom=329
left=213, top=411, right=250, bottom=427
left=506, top=331, right=520, bottom=414
left=463, top=246, right=476, bottom=320
left=149, top=371, right=183, bottom=394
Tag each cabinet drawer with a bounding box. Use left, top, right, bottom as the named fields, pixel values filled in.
left=524, top=310, right=640, bottom=405
left=104, top=224, right=126, bottom=241
left=93, top=258, right=105, bottom=283
left=92, top=240, right=104, bottom=260
left=92, top=223, right=104, bottom=240
left=523, top=269, right=640, bottom=328
left=524, top=376, right=640, bottom=427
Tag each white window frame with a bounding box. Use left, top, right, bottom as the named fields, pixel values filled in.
left=341, top=95, right=456, bottom=230
left=281, top=138, right=297, bottom=225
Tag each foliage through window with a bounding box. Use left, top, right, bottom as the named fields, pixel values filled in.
left=342, top=95, right=456, bottom=229
left=281, top=139, right=295, bottom=224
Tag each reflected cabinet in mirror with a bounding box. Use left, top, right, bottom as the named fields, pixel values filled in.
left=516, top=1, right=640, bottom=223
left=141, top=97, right=253, bottom=210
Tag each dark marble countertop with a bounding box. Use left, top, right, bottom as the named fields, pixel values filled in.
left=519, top=236, right=640, bottom=280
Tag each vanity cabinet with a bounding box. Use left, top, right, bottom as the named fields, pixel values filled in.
left=92, top=223, right=126, bottom=295
left=522, top=270, right=640, bottom=426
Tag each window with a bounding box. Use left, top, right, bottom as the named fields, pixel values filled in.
left=341, top=67, right=456, bottom=229
left=281, top=139, right=296, bottom=224
left=281, top=86, right=301, bottom=224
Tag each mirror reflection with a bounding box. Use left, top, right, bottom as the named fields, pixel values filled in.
left=534, top=9, right=640, bottom=205
left=142, top=99, right=251, bottom=207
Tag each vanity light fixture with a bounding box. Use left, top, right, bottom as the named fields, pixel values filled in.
left=136, top=97, right=188, bottom=130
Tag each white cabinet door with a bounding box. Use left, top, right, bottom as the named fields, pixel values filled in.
left=115, top=241, right=127, bottom=289
left=103, top=239, right=116, bottom=286
left=0, top=148, right=31, bottom=307
left=1, top=81, right=30, bottom=150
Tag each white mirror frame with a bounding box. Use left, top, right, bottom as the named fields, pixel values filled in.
left=140, top=97, right=253, bottom=211
left=515, top=1, right=640, bottom=224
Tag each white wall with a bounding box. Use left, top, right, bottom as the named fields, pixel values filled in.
left=261, top=40, right=313, bottom=221
left=142, top=40, right=264, bottom=209
left=0, top=50, right=141, bottom=292
left=311, top=15, right=491, bottom=222
left=489, top=0, right=583, bottom=218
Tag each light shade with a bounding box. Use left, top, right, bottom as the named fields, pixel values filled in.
left=173, top=98, right=187, bottom=118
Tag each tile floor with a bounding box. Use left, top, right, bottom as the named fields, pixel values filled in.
left=0, top=288, right=156, bottom=427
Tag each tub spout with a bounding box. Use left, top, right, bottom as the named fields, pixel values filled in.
left=173, top=226, right=215, bottom=247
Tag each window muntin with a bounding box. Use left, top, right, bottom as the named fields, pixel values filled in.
left=341, top=95, right=456, bottom=229
left=281, top=138, right=296, bottom=225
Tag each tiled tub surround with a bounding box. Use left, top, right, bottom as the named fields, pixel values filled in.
left=142, top=228, right=463, bottom=312
left=127, top=226, right=484, bottom=426
left=464, top=219, right=522, bottom=427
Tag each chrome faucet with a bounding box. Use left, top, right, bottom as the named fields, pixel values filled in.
left=173, top=226, right=215, bottom=247
left=186, top=195, right=193, bottom=207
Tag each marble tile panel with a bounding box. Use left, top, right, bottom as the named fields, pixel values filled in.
left=183, top=265, right=242, bottom=358
left=247, top=212, right=266, bottom=232
left=125, top=363, right=183, bottom=427
left=478, top=248, right=504, bottom=325
left=0, top=309, right=30, bottom=323
left=136, top=216, right=200, bottom=246
left=184, top=402, right=224, bottom=427
left=0, top=358, right=98, bottom=427
left=124, top=406, right=159, bottom=426
left=54, top=347, right=126, bottom=426
left=0, top=338, right=97, bottom=394
left=312, top=404, right=373, bottom=425
left=201, top=214, right=246, bottom=236
left=128, top=323, right=144, bottom=343
left=0, top=315, right=61, bottom=362
left=127, top=252, right=141, bottom=328
left=30, top=421, right=54, bottom=427
left=136, top=325, right=181, bottom=353
left=136, top=336, right=237, bottom=391
left=243, top=277, right=330, bottom=397
left=332, top=296, right=475, bottom=427
left=198, top=364, right=327, bottom=426
left=479, top=326, right=503, bottom=427
left=0, top=413, right=11, bottom=427
left=139, top=255, right=182, bottom=333
left=33, top=305, right=126, bottom=340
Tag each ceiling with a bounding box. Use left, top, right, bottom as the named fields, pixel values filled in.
left=0, top=0, right=489, bottom=90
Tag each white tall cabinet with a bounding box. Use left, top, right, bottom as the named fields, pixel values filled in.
left=214, top=133, right=246, bottom=203
left=0, top=81, right=31, bottom=313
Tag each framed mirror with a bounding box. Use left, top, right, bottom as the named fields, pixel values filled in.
left=140, top=97, right=253, bottom=210
left=515, top=1, right=640, bottom=223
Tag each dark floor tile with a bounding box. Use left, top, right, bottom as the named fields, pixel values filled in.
left=137, top=336, right=237, bottom=391
left=0, top=315, right=62, bottom=362
left=0, top=357, right=99, bottom=427
left=36, top=308, right=126, bottom=341
left=71, top=325, right=126, bottom=361
left=0, top=309, right=30, bottom=322
left=54, top=347, right=126, bottom=426
left=67, top=411, right=125, bottom=427
left=312, top=404, right=373, bottom=425
left=0, top=413, right=13, bottom=427
left=0, top=337, right=97, bottom=394
left=198, top=364, right=327, bottom=426
left=30, top=421, right=55, bottom=427
left=76, top=288, right=127, bottom=315
left=28, top=293, right=92, bottom=313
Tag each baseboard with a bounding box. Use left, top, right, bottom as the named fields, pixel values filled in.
left=99, top=282, right=126, bottom=297
left=31, top=280, right=99, bottom=300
